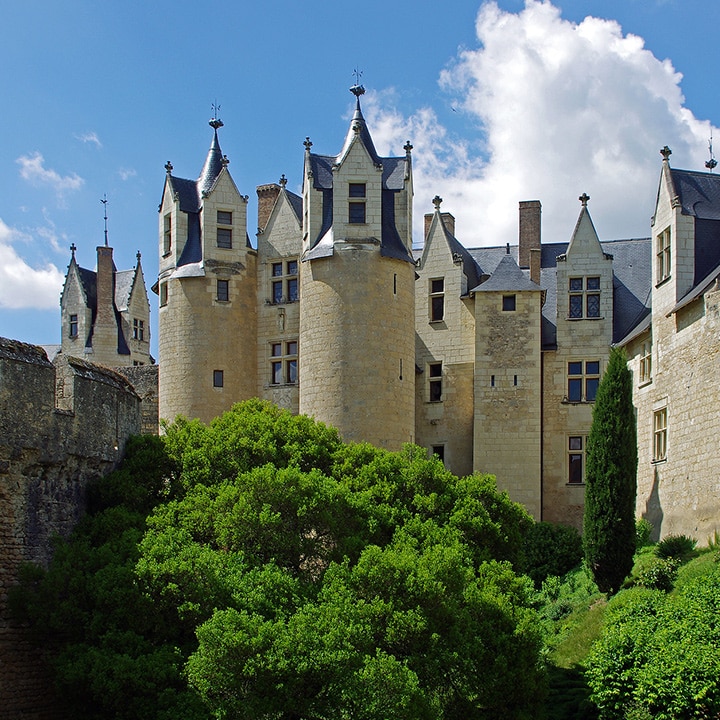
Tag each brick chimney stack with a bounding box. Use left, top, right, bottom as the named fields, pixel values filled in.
left=518, top=200, right=541, bottom=269
left=424, top=212, right=456, bottom=241
left=257, top=183, right=282, bottom=233
left=95, top=245, right=115, bottom=327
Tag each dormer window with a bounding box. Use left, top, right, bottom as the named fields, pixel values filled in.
left=217, top=210, right=233, bottom=249
left=349, top=183, right=366, bottom=224
left=656, top=227, right=671, bottom=283
left=569, top=276, right=600, bottom=318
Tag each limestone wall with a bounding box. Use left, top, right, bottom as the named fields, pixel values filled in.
left=0, top=337, right=141, bottom=719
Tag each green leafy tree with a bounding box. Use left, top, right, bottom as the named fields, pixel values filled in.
left=583, top=347, right=637, bottom=594
left=17, top=401, right=545, bottom=719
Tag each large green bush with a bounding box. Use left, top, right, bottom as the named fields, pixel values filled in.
left=522, top=521, right=583, bottom=587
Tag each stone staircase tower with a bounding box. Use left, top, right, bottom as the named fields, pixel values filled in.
left=298, top=86, right=416, bottom=449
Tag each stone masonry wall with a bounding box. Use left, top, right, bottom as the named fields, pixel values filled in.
left=0, top=337, right=141, bottom=720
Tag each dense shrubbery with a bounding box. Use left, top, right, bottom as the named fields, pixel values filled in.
left=522, top=521, right=583, bottom=587
left=654, top=533, right=696, bottom=560
left=586, top=564, right=720, bottom=719
left=15, top=400, right=547, bottom=720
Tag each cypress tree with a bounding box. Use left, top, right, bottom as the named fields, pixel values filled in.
left=583, top=347, right=638, bottom=594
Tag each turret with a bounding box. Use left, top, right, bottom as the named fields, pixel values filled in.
left=298, top=86, right=416, bottom=449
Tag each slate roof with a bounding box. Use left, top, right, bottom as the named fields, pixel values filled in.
left=286, top=189, right=303, bottom=222
left=114, top=269, right=135, bottom=311
left=198, top=128, right=225, bottom=196
left=472, top=253, right=541, bottom=292
left=670, top=168, right=720, bottom=220
left=466, top=236, right=652, bottom=349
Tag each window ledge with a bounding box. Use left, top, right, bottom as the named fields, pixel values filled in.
left=655, top=275, right=671, bottom=289
left=566, top=482, right=586, bottom=487
left=638, top=379, right=653, bottom=388
left=566, top=316, right=604, bottom=321
left=651, top=457, right=667, bottom=465
left=268, top=383, right=298, bottom=388
left=561, top=399, right=595, bottom=405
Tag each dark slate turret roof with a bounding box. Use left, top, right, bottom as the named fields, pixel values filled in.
left=339, top=97, right=381, bottom=165
left=198, top=127, right=225, bottom=196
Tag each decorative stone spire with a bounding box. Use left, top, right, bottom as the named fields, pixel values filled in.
left=165, top=160, right=173, bottom=175
left=660, top=145, right=672, bottom=162
left=198, top=114, right=226, bottom=196
left=279, top=174, right=287, bottom=188
left=579, top=192, right=590, bottom=207
left=304, top=137, right=313, bottom=152
left=432, top=195, right=443, bottom=210
left=70, top=242, right=76, bottom=260
left=404, top=140, right=413, bottom=156
left=136, top=250, right=142, bottom=262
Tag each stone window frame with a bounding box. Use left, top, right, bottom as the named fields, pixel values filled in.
left=653, top=405, right=668, bottom=463
left=639, top=338, right=652, bottom=385
left=217, top=279, right=230, bottom=303
left=502, top=294, right=516, bottom=312
left=133, top=318, right=145, bottom=341
left=159, top=282, right=168, bottom=307
left=69, top=313, right=78, bottom=338
left=428, top=361, right=443, bottom=402
left=217, top=210, right=233, bottom=249
left=163, top=213, right=172, bottom=256
left=270, top=340, right=298, bottom=386
left=348, top=182, right=367, bottom=224
left=566, top=360, right=600, bottom=403
left=270, top=258, right=299, bottom=305
left=568, top=434, right=587, bottom=485
left=656, top=227, right=671, bottom=285
left=213, top=369, right=224, bottom=388
left=429, top=277, right=445, bottom=322
left=568, top=276, right=601, bottom=319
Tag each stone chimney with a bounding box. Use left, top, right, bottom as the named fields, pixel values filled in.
left=518, top=200, right=541, bottom=269
left=424, top=212, right=456, bottom=241
left=256, top=183, right=282, bottom=233
left=95, top=245, right=115, bottom=327
left=530, top=247, right=541, bottom=286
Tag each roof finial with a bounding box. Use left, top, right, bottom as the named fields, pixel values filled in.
left=432, top=195, right=443, bottom=210
left=70, top=242, right=77, bottom=259
left=136, top=250, right=141, bottom=262
left=579, top=192, right=590, bottom=207
left=165, top=160, right=173, bottom=174
left=100, top=194, right=109, bottom=246
left=706, top=133, right=717, bottom=172
left=506, top=242, right=510, bottom=255
left=279, top=174, right=287, bottom=188
left=404, top=140, right=413, bottom=156
left=660, top=145, right=672, bottom=162
left=350, top=67, right=365, bottom=98
left=210, top=101, right=224, bottom=130
left=304, top=137, right=313, bottom=152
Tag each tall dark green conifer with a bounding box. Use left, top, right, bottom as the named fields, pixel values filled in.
left=583, top=347, right=638, bottom=594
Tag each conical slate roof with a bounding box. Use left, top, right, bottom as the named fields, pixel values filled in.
left=198, top=121, right=225, bottom=196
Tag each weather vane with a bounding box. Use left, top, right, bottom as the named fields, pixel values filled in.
left=100, top=194, right=109, bottom=247
left=706, top=132, right=717, bottom=172
left=210, top=101, right=223, bottom=130
left=350, top=67, right=365, bottom=97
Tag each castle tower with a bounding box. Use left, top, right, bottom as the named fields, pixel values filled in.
left=156, top=117, right=257, bottom=425
left=298, top=86, right=416, bottom=449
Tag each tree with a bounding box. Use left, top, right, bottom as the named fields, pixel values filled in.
left=583, top=347, right=638, bottom=594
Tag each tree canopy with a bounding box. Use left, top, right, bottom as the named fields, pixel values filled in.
left=15, top=399, right=547, bottom=720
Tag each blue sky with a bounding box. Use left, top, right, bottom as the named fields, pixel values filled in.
left=2, top=0, right=719, bottom=359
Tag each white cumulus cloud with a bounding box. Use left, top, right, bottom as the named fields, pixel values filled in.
left=366, top=0, right=716, bottom=247
left=16, top=152, right=84, bottom=197
left=0, top=219, right=65, bottom=310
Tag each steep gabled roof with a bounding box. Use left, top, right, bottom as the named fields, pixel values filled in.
left=473, top=253, right=541, bottom=292
left=114, top=269, right=135, bottom=311
left=670, top=168, right=720, bottom=220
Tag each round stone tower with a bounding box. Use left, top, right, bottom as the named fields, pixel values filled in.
left=157, top=118, right=257, bottom=425
left=298, top=86, right=416, bottom=449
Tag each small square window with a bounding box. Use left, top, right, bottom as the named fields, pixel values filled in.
left=270, top=340, right=298, bottom=385
left=217, top=210, right=232, bottom=225
left=217, top=227, right=232, bottom=248
left=217, top=279, right=229, bottom=302
left=287, top=260, right=298, bottom=276
left=586, top=276, right=600, bottom=290
left=213, top=370, right=224, bottom=388
left=567, top=361, right=600, bottom=402
left=349, top=183, right=366, bottom=197
left=569, top=277, right=583, bottom=292
left=502, top=295, right=516, bottom=311
left=272, top=262, right=283, bottom=277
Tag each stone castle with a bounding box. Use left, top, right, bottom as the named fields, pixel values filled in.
left=55, top=88, right=719, bottom=539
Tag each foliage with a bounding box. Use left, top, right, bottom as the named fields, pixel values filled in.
left=522, top=521, right=583, bottom=587
left=16, top=400, right=546, bottom=720
left=583, top=347, right=637, bottom=594
left=635, top=557, right=679, bottom=592
left=634, top=518, right=653, bottom=549
left=654, top=533, right=697, bottom=560
left=586, top=564, right=720, bottom=719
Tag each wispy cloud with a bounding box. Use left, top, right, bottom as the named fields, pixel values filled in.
left=0, top=218, right=64, bottom=310
left=118, top=167, right=137, bottom=181
left=75, top=131, right=102, bottom=148
left=366, top=0, right=715, bottom=246
left=16, top=152, right=85, bottom=203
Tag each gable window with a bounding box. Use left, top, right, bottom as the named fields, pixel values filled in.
left=656, top=227, right=671, bottom=283
left=69, top=314, right=78, bottom=338
left=348, top=183, right=366, bottom=224
left=213, top=370, right=224, bottom=388
left=639, top=339, right=652, bottom=384
left=133, top=318, right=144, bottom=341
left=502, top=294, right=516, bottom=311
left=429, top=362, right=442, bottom=402
left=568, top=436, right=586, bottom=484
left=270, top=340, right=298, bottom=385
left=163, top=214, right=172, bottom=255
left=569, top=277, right=601, bottom=318
left=567, top=360, right=600, bottom=402
left=653, top=407, right=667, bottom=462
left=217, top=210, right=233, bottom=248
left=217, top=279, right=229, bottom=302
left=270, top=259, right=298, bottom=304
left=430, top=278, right=444, bottom=321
